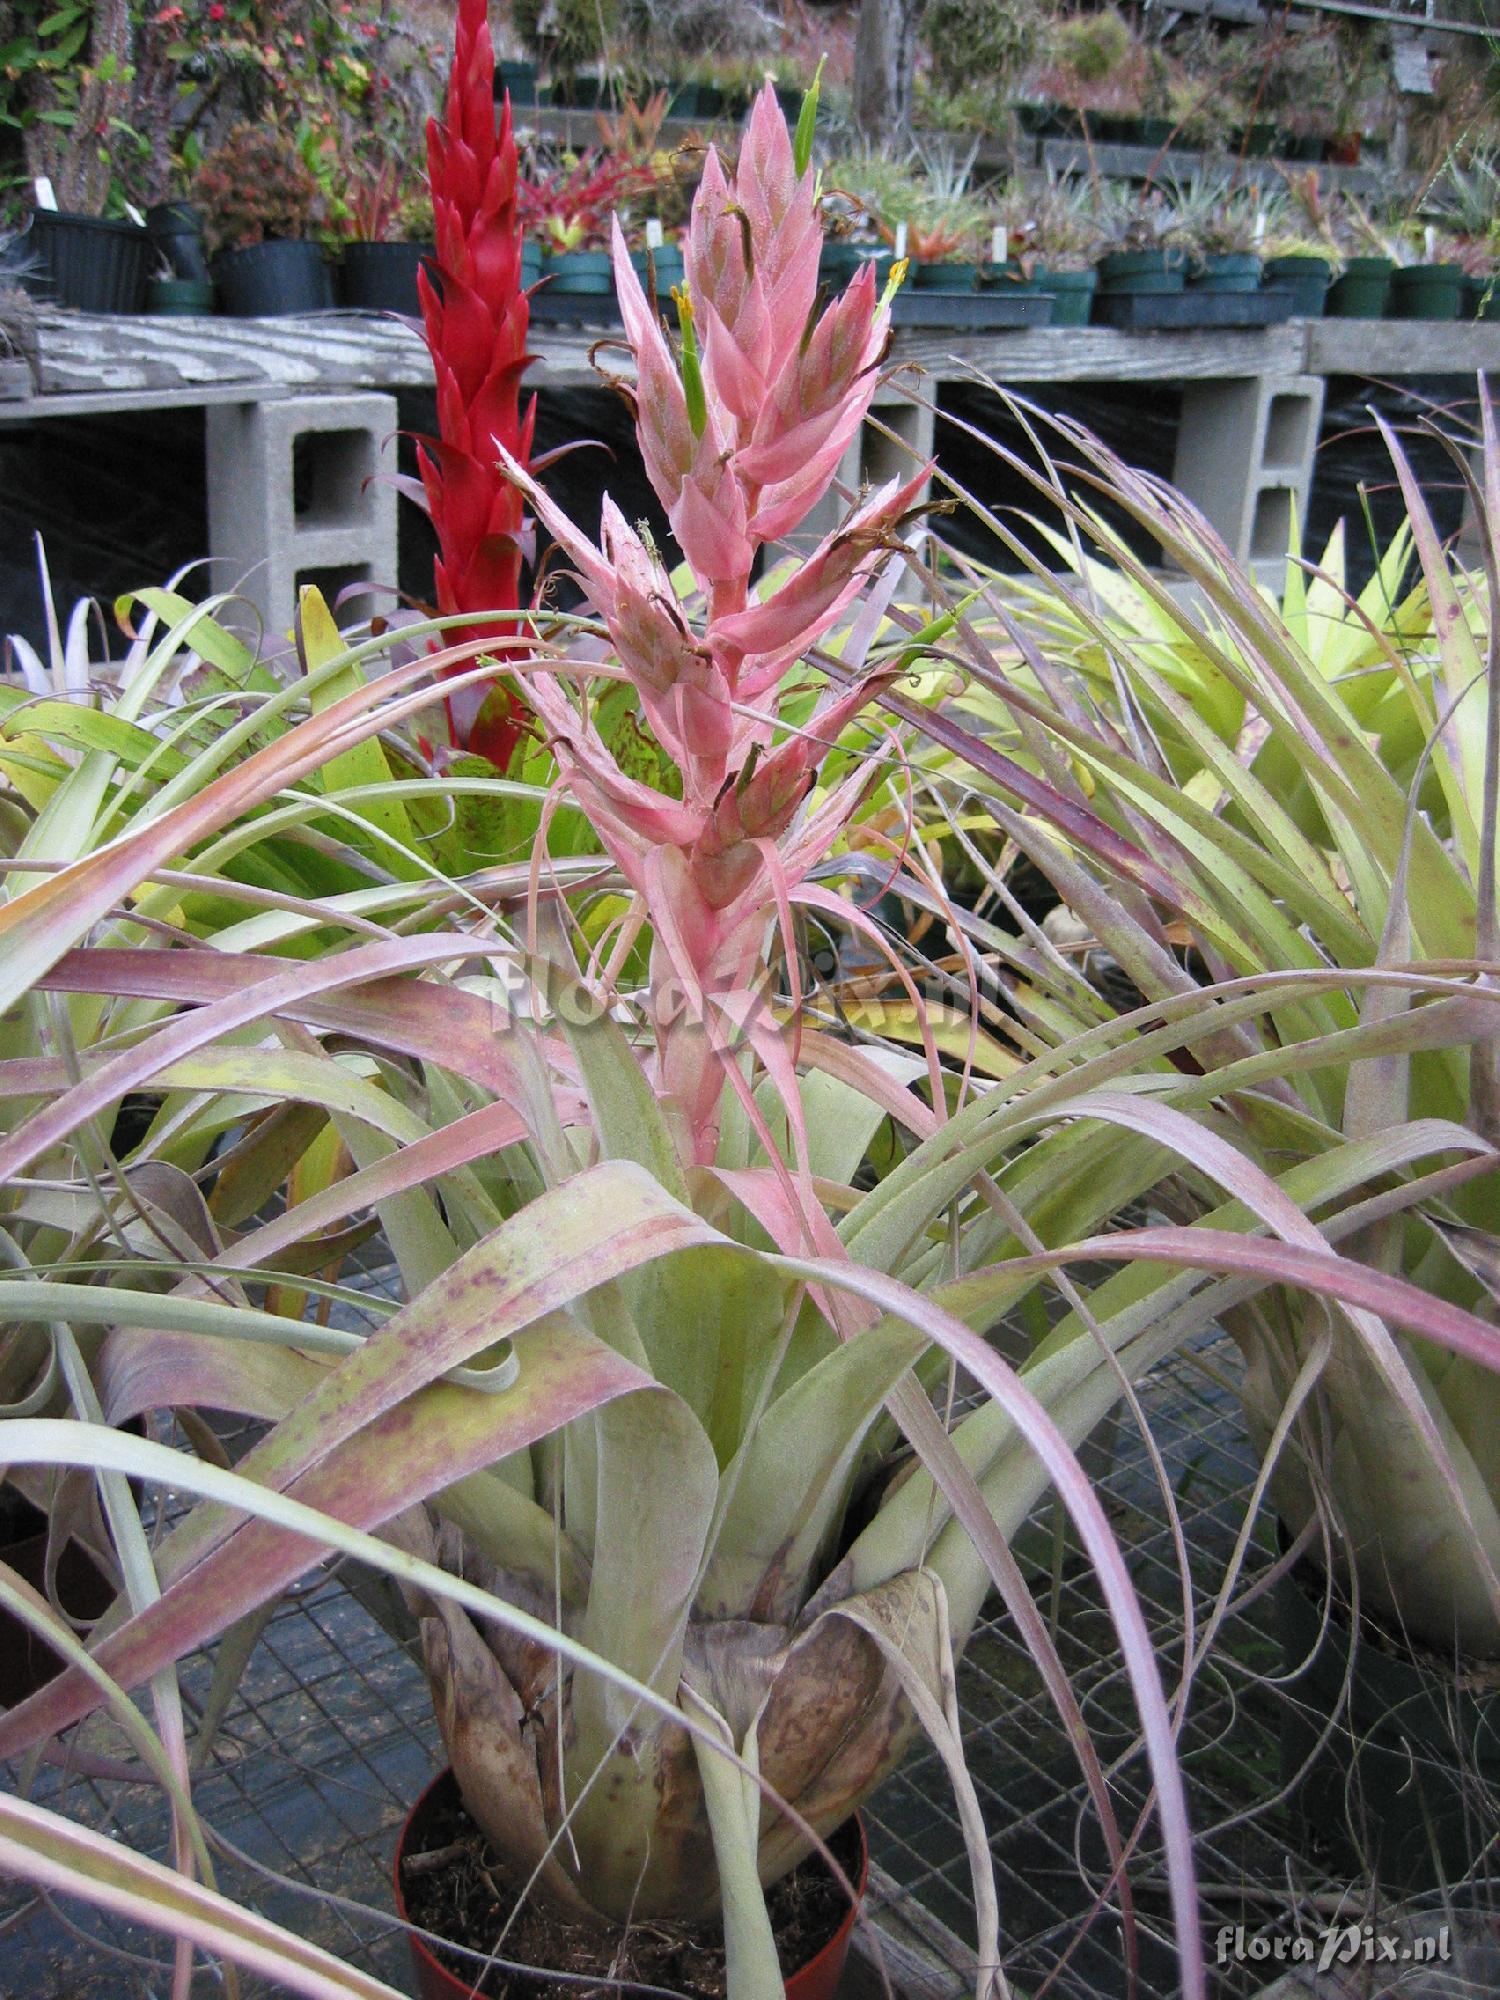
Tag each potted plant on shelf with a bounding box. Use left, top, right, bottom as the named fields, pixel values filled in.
left=1437, top=151, right=1500, bottom=321
left=1259, top=173, right=1342, bottom=317
left=192, top=121, right=331, bottom=317
left=17, top=0, right=157, bottom=313
left=999, top=170, right=1103, bottom=324
left=141, top=165, right=214, bottom=314
left=1089, top=178, right=1186, bottom=297
left=337, top=154, right=437, bottom=316
left=1042, top=7, right=1153, bottom=147
left=0, top=85, right=1222, bottom=2000
left=1168, top=172, right=1266, bottom=293
left=1356, top=192, right=1470, bottom=321
left=1255, top=28, right=1342, bottom=163
left=1320, top=192, right=1395, bottom=318
left=520, top=148, right=651, bottom=298
left=921, top=0, right=1038, bottom=139
left=1388, top=222, right=1468, bottom=321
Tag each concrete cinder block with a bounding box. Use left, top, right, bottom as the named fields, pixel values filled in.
left=795, top=380, right=936, bottom=548
left=206, top=391, right=398, bottom=644
left=1171, top=373, right=1324, bottom=592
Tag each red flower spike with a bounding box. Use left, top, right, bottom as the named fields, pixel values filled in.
left=419, top=0, right=535, bottom=769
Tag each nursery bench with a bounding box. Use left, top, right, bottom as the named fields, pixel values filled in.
left=4, top=307, right=1498, bottom=628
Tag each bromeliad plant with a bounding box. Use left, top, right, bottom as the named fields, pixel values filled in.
left=0, top=84, right=1255, bottom=2000
left=900, top=389, right=1500, bottom=1662
left=18, top=79, right=1500, bottom=2000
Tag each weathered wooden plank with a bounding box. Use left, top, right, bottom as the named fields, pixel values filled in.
left=1303, top=318, right=1500, bottom=378
left=888, top=324, right=1306, bottom=386
left=25, top=306, right=1499, bottom=422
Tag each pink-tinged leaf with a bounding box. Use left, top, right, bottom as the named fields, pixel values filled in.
left=765, top=1253, right=1205, bottom=2000
left=13, top=937, right=534, bottom=1183
left=712, top=471, right=931, bottom=690
left=0, top=1792, right=409, bottom=2000
left=824, top=654, right=1190, bottom=909
left=40, top=945, right=582, bottom=1110
left=1025, top=1225, right=1500, bottom=1374
left=0, top=1164, right=720, bottom=1763
left=216, top=1100, right=531, bottom=1275
left=0, top=645, right=463, bottom=1013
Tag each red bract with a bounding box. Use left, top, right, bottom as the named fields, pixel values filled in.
left=418, top=0, right=535, bottom=769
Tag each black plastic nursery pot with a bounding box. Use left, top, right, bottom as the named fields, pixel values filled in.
left=1275, top=1544, right=1500, bottom=1891
left=0, top=1495, right=115, bottom=1708
left=215, top=239, right=333, bottom=316
left=339, top=241, right=435, bottom=315
left=146, top=275, right=214, bottom=316
left=1189, top=252, right=1262, bottom=294
left=1035, top=266, right=1097, bottom=326
left=29, top=209, right=152, bottom=313
left=1467, top=273, right=1500, bottom=321
left=1324, top=255, right=1392, bottom=318
left=146, top=200, right=209, bottom=283
left=669, top=81, right=723, bottom=119
left=1388, top=261, right=1466, bottom=322
left=1263, top=254, right=1333, bottom=317
left=541, top=248, right=613, bottom=295
left=1094, top=249, right=1186, bottom=296
left=1082, top=112, right=1174, bottom=149
left=394, top=1767, right=869, bottom=2000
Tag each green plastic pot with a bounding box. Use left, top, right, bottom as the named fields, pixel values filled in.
left=1388, top=261, right=1465, bottom=321
left=669, top=81, right=722, bottom=118
left=146, top=274, right=214, bottom=315
left=1084, top=113, right=1174, bottom=149
left=1095, top=248, right=1186, bottom=295
left=1189, top=252, right=1262, bottom=294
left=1466, top=272, right=1500, bottom=322
left=1262, top=254, right=1333, bottom=317
left=914, top=260, right=978, bottom=294
left=629, top=243, right=684, bottom=295
left=542, top=248, right=614, bottom=296
left=1324, top=255, right=1391, bottom=319
left=1232, top=122, right=1279, bottom=157
left=819, top=244, right=895, bottom=291
left=1034, top=265, right=1096, bottom=327
left=496, top=59, right=537, bottom=107
left=521, top=241, right=542, bottom=287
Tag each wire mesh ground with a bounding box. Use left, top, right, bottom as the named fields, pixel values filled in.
left=2, top=1302, right=1495, bottom=1999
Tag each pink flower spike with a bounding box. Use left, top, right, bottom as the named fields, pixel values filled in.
left=711, top=468, right=932, bottom=689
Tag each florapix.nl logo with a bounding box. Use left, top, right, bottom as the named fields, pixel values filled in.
left=1215, top=1922, right=1452, bottom=1974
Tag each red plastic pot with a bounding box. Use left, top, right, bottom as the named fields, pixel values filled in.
left=394, top=1768, right=869, bottom=2000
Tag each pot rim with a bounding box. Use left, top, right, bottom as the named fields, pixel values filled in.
left=392, top=1767, right=870, bottom=2000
